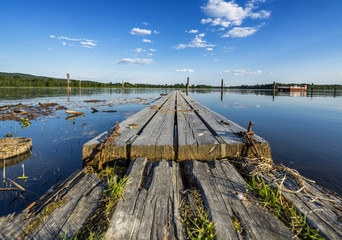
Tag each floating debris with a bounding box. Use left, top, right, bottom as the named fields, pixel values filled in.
left=65, top=110, right=84, bottom=115
left=84, top=100, right=105, bottom=103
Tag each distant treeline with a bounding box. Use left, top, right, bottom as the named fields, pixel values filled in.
left=0, top=72, right=340, bottom=90
left=0, top=72, right=213, bottom=89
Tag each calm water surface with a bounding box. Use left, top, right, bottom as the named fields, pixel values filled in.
left=0, top=88, right=341, bottom=216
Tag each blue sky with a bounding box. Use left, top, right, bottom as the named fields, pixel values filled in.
left=1, top=0, right=342, bottom=86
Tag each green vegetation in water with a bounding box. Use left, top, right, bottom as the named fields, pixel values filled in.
left=247, top=176, right=324, bottom=240
left=19, top=117, right=30, bottom=129
left=181, top=190, right=216, bottom=240
left=72, top=166, right=128, bottom=240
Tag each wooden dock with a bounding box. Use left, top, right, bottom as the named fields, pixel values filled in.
left=1, top=90, right=342, bottom=240
left=83, top=90, right=271, bottom=165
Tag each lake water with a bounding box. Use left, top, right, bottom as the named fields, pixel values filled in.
left=0, top=87, right=341, bottom=216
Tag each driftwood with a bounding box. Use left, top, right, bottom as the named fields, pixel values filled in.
left=0, top=137, right=32, bottom=160
left=65, top=110, right=84, bottom=115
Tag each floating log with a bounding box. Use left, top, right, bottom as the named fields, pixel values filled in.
left=0, top=137, right=32, bottom=160
left=65, top=110, right=84, bottom=115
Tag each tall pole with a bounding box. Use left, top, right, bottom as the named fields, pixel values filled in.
left=186, top=77, right=189, bottom=96
left=311, top=83, right=314, bottom=98
left=334, top=84, right=337, bottom=98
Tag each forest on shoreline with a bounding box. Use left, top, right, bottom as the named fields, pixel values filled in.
left=0, top=72, right=340, bottom=90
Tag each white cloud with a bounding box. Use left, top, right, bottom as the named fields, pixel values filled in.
left=51, top=35, right=97, bottom=48
left=222, top=26, right=259, bottom=38
left=0, top=55, right=7, bottom=58
left=229, top=69, right=262, bottom=76
left=186, top=29, right=199, bottom=34
left=202, top=0, right=270, bottom=25
left=116, top=58, right=155, bottom=65
left=130, top=28, right=152, bottom=35
left=149, top=48, right=156, bottom=52
left=142, top=38, right=153, bottom=43
left=153, top=30, right=160, bottom=34
left=58, top=36, right=82, bottom=41
left=224, top=70, right=231, bottom=73
left=147, top=53, right=153, bottom=56
left=206, top=47, right=213, bottom=51
left=132, top=48, right=145, bottom=53
left=176, top=69, right=194, bottom=73
left=213, top=58, right=219, bottom=62
left=201, top=18, right=213, bottom=24
left=80, top=41, right=97, bottom=48
left=173, top=34, right=215, bottom=50
left=211, top=18, right=231, bottom=28
left=142, top=22, right=149, bottom=26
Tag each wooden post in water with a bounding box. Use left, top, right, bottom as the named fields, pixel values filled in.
left=79, top=79, right=81, bottom=88
left=67, top=73, right=70, bottom=89
left=273, top=81, right=276, bottom=101
left=221, top=79, right=224, bottom=101
left=122, top=80, right=124, bottom=97
left=334, top=84, right=337, bottom=98
left=186, top=77, right=189, bottom=96
left=67, top=73, right=70, bottom=101
left=311, top=83, right=314, bottom=98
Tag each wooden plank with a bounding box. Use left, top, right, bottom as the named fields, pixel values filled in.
left=30, top=173, right=104, bottom=239
left=130, top=92, right=176, bottom=160
left=180, top=91, right=271, bottom=158
left=105, top=159, right=184, bottom=240
left=82, top=93, right=171, bottom=162
left=176, top=91, right=221, bottom=161
left=184, top=160, right=294, bottom=240
left=104, top=157, right=148, bottom=240
left=268, top=170, right=342, bottom=239
left=178, top=92, right=243, bottom=158
left=217, top=160, right=295, bottom=239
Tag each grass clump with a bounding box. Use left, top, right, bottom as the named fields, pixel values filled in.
left=180, top=190, right=216, bottom=240
left=71, top=166, right=128, bottom=239
left=247, top=176, right=324, bottom=240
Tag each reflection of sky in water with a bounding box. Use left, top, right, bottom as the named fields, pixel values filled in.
left=0, top=88, right=341, bottom=216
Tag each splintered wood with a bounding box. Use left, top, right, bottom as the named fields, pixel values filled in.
left=83, top=90, right=270, bottom=164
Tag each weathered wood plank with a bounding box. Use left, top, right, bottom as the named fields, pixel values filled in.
left=105, top=159, right=184, bottom=240
left=104, top=157, right=148, bottom=240
left=82, top=93, right=170, bottom=162
left=176, top=91, right=221, bottom=161
left=185, top=160, right=294, bottom=240
left=30, top=173, right=104, bottom=239
left=268, top=170, right=342, bottom=239
left=180, top=91, right=271, bottom=158
left=130, top=92, right=176, bottom=160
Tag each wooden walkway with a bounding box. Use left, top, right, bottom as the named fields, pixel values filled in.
left=83, top=90, right=271, bottom=164
left=1, top=90, right=342, bottom=240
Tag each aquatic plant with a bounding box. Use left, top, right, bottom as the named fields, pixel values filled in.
left=19, top=117, right=30, bottom=129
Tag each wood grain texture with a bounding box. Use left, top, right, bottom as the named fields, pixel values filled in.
left=267, top=169, right=342, bottom=239
left=184, top=160, right=294, bottom=240
left=176, top=91, right=221, bottom=160
left=131, top=92, right=176, bottom=160
left=180, top=91, right=271, bottom=158
left=0, top=169, right=105, bottom=240
left=105, top=158, right=185, bottom=240
left=83, top=94, right=170, bottom=162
